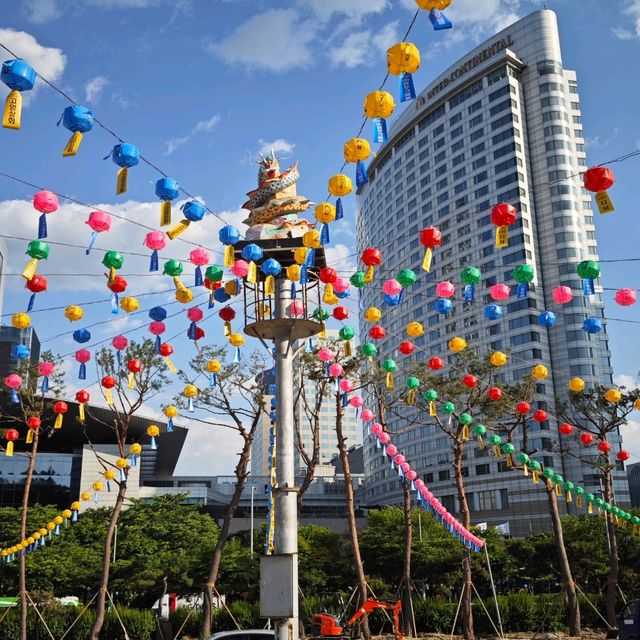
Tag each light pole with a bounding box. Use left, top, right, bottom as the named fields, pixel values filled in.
left=250, top=484, right=255, bottom=557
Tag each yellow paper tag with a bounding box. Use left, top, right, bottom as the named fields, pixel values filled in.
left=128, top=371, right=135, bottom=389
left=407, top=389, right=416, bottom=405
left=462, top=425, right=470, bottom=441
left=6, top=442, right=14, bottom=457
left=116, top=167, right=128, bottom=195
left=54, top=414, right=63, bottom=429
left=160, top=200, right=172, bottom=227
left=3, top=90, right=21, bottom=130
left=173, top=275, right=186, bottom=291
left=63, top=131, right=83, bottom=157
left=286, top=264, right=300, bottom=281
left=247, top=261, right=257, bottom=283
left=224, top=245, right=235, bottom=267
left=104, top=389, right=114, bottom=405
left=363, top=265, right=374, bottom=283
left=319, top=323, right=326, bottom=339
left=422, top=248, right=432, bottom=272
left=164, top=357, right=177, bottom=373
left=78, top=403, right=85, bottom=423
left=265, top=275, right=275, bottom=296
left=26, top=429, right=34, bottom=444
left=532, top=470, right=539, bottom=484
left=322, top=284, right=334, bottom=303
left=167, top=219, right=190, bottom=240
left=344, top=341, right=352, bottom=357
left=386, top=372, right=394, bottom=389
left=429, top=401, right=436, bottom=417
left=496, top=225, right=509, bottom=248
left=595, top=191, right=614, bottom=214
left=22, top=258, right=38, bottom=281
left=224, top=321, right=231, bottom=337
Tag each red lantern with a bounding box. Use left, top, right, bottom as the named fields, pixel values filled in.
left=617, top=450, right=630, bottom=462
left=108, top=275, right=128, bottom=294
left=361, top=247, right=381, bottom=282
left=127, top=359, right=142, bottom=373
left=101, top=375, right=116, bottom=389
left=27, top=417, right=41, bottom=430
left=462, top=374, right=478, bottom=388
left=219, top=306, right=236, bottom=322
left=76, top=390, right=90, bottom=404
left=516, top=402, right=530, bottom=415
left=319, top=267, right=337, bottom=284
left=558, top=422, right=573, bottom=436
left=53, top=401, right=67, bottom=415
left=188, top=326, right=205, bottom=340
left=204, top=278, right=222, bottom=291
left=580, top=432, right=594, bottom=446
left=159, top=342, right=174, bottom=357
left=487, top=387, right=502, bottom=401
left=491, top=202, right=516, bottom=248
left=333, top=306, right=349, bottom=321
left=5, top=428, right=19, bottom=456
left=369, top=325, right=386, bottom=340
left=583, top=166, right=615, bottom=214
left=428, top=356, right=445, bottom=371
left=533, top=409, right=548, bottom=423
left=25, top=275, right=47, bottom=293
left=399, top=340, right=414, bottom=355
left=596, top=440, right=612, bottom=454
left=418, top=226, right=442, bottom=272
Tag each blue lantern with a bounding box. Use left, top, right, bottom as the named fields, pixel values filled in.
left=220, top=225, right=241, bottom=266
left=166, top=199, right=206, bottom=240
left=435, top=298, right=453, bottom=314
left=12, top=344, right=30, bottom=360
left=149, top=306, right=167, bottom=322
left=384, top=293, right=403, bottom=306
left=538, top=311, right=557, bottom=327
left=335, top=289, right=351, bottom=300
left=261, top=258, right=282, bottom=276
left=241, top=243, right=263, bottom=263
left=72, top=328, right=91, bottom=343
left=214, top=287, right=231, bottom=303
left=59, top=106, right=93, bottom=157
left=2, top=59, right=36, bottom=130
left=484, top=304, right=503, bottom=320
left=109, top=143, right=140, bottom=195
left=155, top=178, right=180, bottom=228
left=583, top=317, right=602, bottom=334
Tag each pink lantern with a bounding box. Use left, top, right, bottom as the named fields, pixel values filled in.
left=333, top=277, right=349, bottom=293
left=288, top=301, right=304, bottom=318
left=339, top=379, right=355, bottom=393
left=189, top=247, right=210, bottom=267
left=4, top=374, right=22, bottom=389
left=361, top=409, right=374, bottom=422
left=400, top=461, right=411, bottom=473
left=144, top=230, right=167, bottom=251
left=414, top=478, right=424, bottom=490
left=435, top=281, right=455, bottom=298
left=349, top=396, right=364, bottom=408
left=187, top=307, right=204, bottom=323
left=553, top=286, right=573, bottom=304
left=386, top=444, right=398, bottom=457
left=75, top=349, right=90, bottom=363
left=317, top=348, right=335, bottom=362
left=33, top=190, right=59, bottom=213
left=231, top=260, right=249, bottom=278
left=406, top=470, right=417, bottom=481
left=615, top=288, right=636, bottom=306
left=371, top=423, right=383, bottom=436
left=379, top=432, right=390, bottom=445
left=393, top=453, right=406, bottom=465
left=382, top=279, right=402, bottom=296
left=490, top=283, right=511, bottom=301
left=149, top=321, right=166, bottom=336
left=86, top=210, right=112, bottom=232
left=328, top=363, right=344, bottom=378
left=112, top=335, right=128, bottom=350
left=37, top=362, right=55, bottom=376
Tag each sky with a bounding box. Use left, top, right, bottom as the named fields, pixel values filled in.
left=1, top=0, right=640, bottom=474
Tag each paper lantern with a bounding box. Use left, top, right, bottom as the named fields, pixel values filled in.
left=577, top=260, right=600, bottom=295
left=382, top=279, right=402, bottom=296
left=11, top=312, right=31, bottom=330
left=406, top=321, right=423, bottom=338
left=75, top=390, right=89, bottom=422
left=604, top=388, right=622, bottom=403
left=512, top=264, right=534, bottom=298
left=144, top=231, right=167, bottom=272
left=22, top=240, right=50, bottom=280
left=484, top=304, right=502, bottom=320
left=5, top=428, right=19, bottom=456
left=60, top=105, right=93, bottom=156
left=120, top=296, right=139, bottom=313
left=397, top=269, right=416, bottom=288
left=387, top=42, right=420, bottom=102
left=112, top=335, right=128, bottom=353
left=491, top=203, right=517, bottom=248
left=617, top=450, right=630, bottom=462
left=349, top=272, right=365, bottom=289
left=615, top=289, right=636, bottom=306
left=584, top=166, right=615, bottom=214
left=72, top=328, right=91, bottom=343
left=532, top=364, right=548, bottom=380
left=369, top=326, right=386, bottom=340
left=462, top=374, right=478, bottom=388
left=315, top=202, right=336, bottom=225
left=331, top=306, right=348, bottom=322
left=487, top=387, right=502, bottom=401
left=583, top=317, right=602, bottom=334
left=31, top=190, right=59, bottom=240
left=361, top=408, right=374, bottom=422
left=165, top=200, right=206, bottom=240
left=155, top=177, right=180, bottom=227
left=419, top=226, right=442, bottom=272
left=399, top=341, right=414, bottom=356
left=303, top=229, right=322, bottom=249
left=2, top=59, right=36, bottom=130
left=596, top=440, right=612, bottom=454
left=75, top=349, right=91, bottom=380
left=558, top=422, right=573, bottom=436
left=343, top=138, right=371, bottom=187
left=328, top=363, right=344, bottom=378
left=415, top=0, right=453, bottom=31
left=363, top=307, right=382, bottom=323
left=435, top=298, right=453, bottom=314
left=108, top=275, right=127, bottom=295
left=428, top=356, right=445, bottom=370
left=538, top=311, right=556, bottom=328
left=364, top=91, right=395, bottom=143
left=228, top=260, right=248, bottom=279
left=490, top=351, right=507, bottom=367
left=339, top=379, right=355, bottom=394
left=361, top=248, right=382, bottom=282
left=12, top=344, right=30, bottom=360
left=533, top=409, right=548, bottom=423
left=53, top=401, right=67, bottom=429
left=516, top=402, right=530, bottom=415
left=474, top=423, right=487, bottom=444
left=110, top=143, right=140, bottom=195
left=186, top=247, right=209, bottom=286
left=490, top=283, right=511, bottom=302
left=328, top=174, right=353, bottom=198
left=461, top=267, right=481, bottom=302
left=553, top=286, right=573, bottom=305
left=435, top=281, right=455, bottom=298
left=360, top=343, right=377, bottom=358
left=448, top=337, right=467, bottom=352
left=64, top=305, right=84, bottom=322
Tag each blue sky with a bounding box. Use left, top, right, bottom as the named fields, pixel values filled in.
left=1, top=0, right=640, bottom=473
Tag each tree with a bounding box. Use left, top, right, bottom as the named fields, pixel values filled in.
left=88, top=339, right=169, bottom=640
left=176, top=345, right=268, bottom=639
left=0, top=351, right=64, bottom=640
left=559, top=384, right=640, bottom=626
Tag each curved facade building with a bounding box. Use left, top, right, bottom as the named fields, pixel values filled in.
left=357, top=10, right=629, bottom=536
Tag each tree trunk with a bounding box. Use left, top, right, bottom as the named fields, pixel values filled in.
left=90, top=482, right=127, bottom=640
left=602, top=467, right=619, bottom=628
left=453, top=441, right=474, bottom=640
left=335, top=393, right=370, bottom=640
left=401, top=482, right=415, bottom=637
left=18, top=432, right=39, bottom=640
left=200, top=441, right=252, bottom=639
left=545, top=482, right=581, bottom=636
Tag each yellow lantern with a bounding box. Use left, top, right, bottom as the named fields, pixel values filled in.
left=490, top=351, right=508, bottom=367
left=343, top=137, right=371, bottom=163
left=116, top=458, right=128, bottom=469
left=11, top=312, right=31, bottom=330
left=303, top=230, right=321, bottom=249
left=53, top=516, right=63, bottom=526
left=293, top=247, right=308, bottom=264
left=120, top=296, right=139, bottom=313
left=449, top=337, right=467, bottom=352
left=80, top=492, right=91, bottom=502
left=224, top=280, right=238, bottom=296
left=92, top=481, right=103, bottom=492
left=407, top=321, right=424, bottom=338
left=315, top=203, right=336, bottom=224
left=415, top=0, right=451, bottom=9
left=32, top=532, right=41, bottom=542
left=183, top=384, right=198, bottom=398
left=65, top=507, right=76, bottom=517
left=364, top=307, right=382, bottom=323
left=206, top=359, right=221, bottom=373
left=328, top=174, right=353, bottom=197
left=38, top=527, right=47, bottom=538
left=175, top=288, right=194, bottom=303
left=634, top=399, right=640, bottom=411
left=415, top=0, right=453, bottom=30
left=64, top=305, right=83, bottom=322
left=229, top=333, right=245, bottom=348
left=147, top=424, right=160, bottom=438
left=46, top=522, right=55, bottom=532
left=286, top=264, right=300, bottom=282
left=532, top=364, right=549, bottom=380
left=605, top=389, right=621, bottom=403
left=387, top=42, right=421, bottom=76
left=164, top=406, right=178, bottom=419
left=364, top=91, right=395, bottom=143
left=130, top=442, right=142, bottom=456
left=104, top=469, right=116, bottom=481
left=27, top=536, right=35, bottom=546
left=568, top=377, right=585, bottom=393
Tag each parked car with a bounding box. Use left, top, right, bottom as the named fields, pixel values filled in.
left=207, top=629, right=274, bottom=640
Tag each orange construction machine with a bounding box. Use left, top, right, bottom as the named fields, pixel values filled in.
left=310, top=598, right=404, bottom=640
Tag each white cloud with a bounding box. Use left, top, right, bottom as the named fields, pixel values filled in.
left=0, top=29, right=67, bottom=103
left=207, top=8, right=316, bottom=72
left=620, top=419, right=640, bottom=464
left=613, top=0, right=640, bottom=40
left=328, top=20, right=399, bottom=68
left=615, top=373, right=639, bottom=389
left=23, top=0, right=61, bottom=23
left=305, top=0, right=389, bottom=22
left=164, top=114, right=221, bottom=155
left=325, top=243, right=357, bottom=275
left=84, top=75, right=109, bottom=104
left=257, top=138, right=296, bottom=157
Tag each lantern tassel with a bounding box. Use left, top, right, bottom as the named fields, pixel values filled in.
left=335, top=198, right=344, bottom=220
left=128, top=372, right=135, bottom=389
left=304, top=248, right=316, bottom=267
left=10, top=389, right=19, bottom=404
left=167, top=219, right=190, bottom=240
left=167, top=418, right=174, bottom=432
left=595, top=190, right=614, bottom=214
left=493, top=445, right=501, bottom=458
left=517, top=282, right=529, bottom=298
left=399, top=72, right=416, bottom=102
left=265, top=275, right=275, bottom=296
left=188, top=321, right=198, bottom=340
left=577, top=494, right=582, bottom=508
left=155, top=335, right=161, bottom=353
left=464, top=284, right=475, bottom=302
left=430, top=402, right=437, bottom=417
left=111, top=292, right=119, bottom=315
left=194, top=266, right=203, bottom=287
left=160, top=200, right=171, bottom=227
left=477, top=435, right=484, bottom=449
left=290, top=282, right=297, bottom=299
left=27, top=293, right=36, bottom=312
left=372, top=117, right=388, bottom=144
left=462, top=425, right=470, bottom=441
left=429, top=8, right=452, bottom=30
left=299, top=266, right=309, bottom=284
left=116, top=166, right=128, bottom=195
left=63, top=131, right=83, bottom=157
left=224, top=321, right=231, bottom=337
left=222, top=245, right=234, bottom=267
left=566, top=491, right=573, bottom=503
left=108, top=266, right=116, bottom=286
left=209, top=373, right=218, bottom=388
left=78, top=404, right=85, bottom=423
left=86, top=230, right=98, bottom=255
left=2, top=90, right=22, bottom=129
left=26, top=429, right=33, bottom=444
left=164, top=357, right=177, bottom=373
left=496, top=225, right=508, bottom=248
left=320, top=223, right=330, bottom=244
left=344, top=341, right=352, bottom=357
left=342, top=392, right=349, bottom=407
left=355, top=160, right=368, bottom=188
left=54, top=414, right=63, bottom=429
left=40, top=376, right=49, bottom=393
left=386, top=372, right=394, bottom=389
left=247, top=261, right=257, bottom=283
left=119, top=468, right=126, bottom=483
left=149, top=250, right=159, bottom=272
left=583, top=279, right=595, bottom=296
left=305, top=338, right=313, bottom=353
left=506, top=453, right=513, bottom=467
left=555, top=483, right=562, bottom=497
left=104, top=389, right=114, bottom=405
left=38, top=213, right=48, bottom=239
left=79, top=363, right=86, bottom=380
left=407, top=388, right=416, bottom=405
left=22, top=258, right=38, bottom=281
left=523, top=464, right=529, bottom=477
left=72, top=509, right=78, bottom=523
left=588, top=502, right=593, bottom=514
left=422, top=248, right=433, bottom=272
left=187, top=397, right=194, bottom=412
left=234, top=346, right=241, bottom=363
left=173, top=275, right=186, bottom=292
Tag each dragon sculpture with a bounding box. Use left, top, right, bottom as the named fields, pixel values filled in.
left=242, top=151, right=315, bottom=240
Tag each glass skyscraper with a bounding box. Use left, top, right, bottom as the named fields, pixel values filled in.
left=357, top=9, right=629, bottom=536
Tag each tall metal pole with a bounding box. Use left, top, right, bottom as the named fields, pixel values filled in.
left=273, top=278, right=299, bottom=640
left=250, top=485, right=255, bottom=557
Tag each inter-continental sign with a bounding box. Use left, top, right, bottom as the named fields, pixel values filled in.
left=427, top=35, right=515, bottom=101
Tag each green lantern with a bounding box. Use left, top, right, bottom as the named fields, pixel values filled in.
left=27, top=240, right=50, bottom=260
left=461, top=266, right=481, bottom=302
left=632, top=515, right=640, bottom=526
left=513, top=263, right=535, bottom=297
left=564, top=481, right=575, bottom=492
left=406, top=376, right=420, bottom=390
left=459, top=413, right=473, bottom=425
left=552, top=473, right=564, bottom=485
left=339, top=326, right=355, bottom=341
left=205, top=265, right=224, bottom=282
left=586, top=492, right=595, bottom=503
left=530, top=459, right=541, bottom=472
left=313, top=307, right=330, bottom=322
left=102, top=250, right=123, bottom=270
left=350, top=271, right=366, bottom=288
left=423, top=389, right=438, bottom=402
left=502, top=442, right=515, bottom=455
left=382, top=358, right=397, bottom=373
left=360, top=342, right=377, bottom=357
left=442, top=401, right=455, bottom=414
left=488, top=434, right=501, bottom=449
left=595, top=497, right=604, bottom=508
left=473, top=424, right=487, bottom=437
left=397, top=268, right=417, bottom=287
left=163, top=259, right=183, bottom=276
left=543, top=467, right=554, bottom=479
left=517, top=452, right=530, bottom=465
left=577, top=259, right=600, bottom=294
